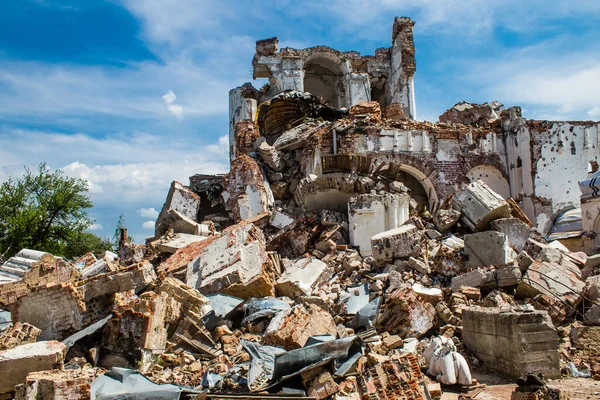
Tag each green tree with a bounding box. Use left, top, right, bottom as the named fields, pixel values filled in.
left=0, top=163, right=105, bottom=258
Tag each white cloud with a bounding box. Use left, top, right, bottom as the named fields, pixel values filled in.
left=88, top=223, right=103, bottom=231
left=207, top=135, right=229, bottom=156
left=142, top=220, right=155, bottom=230
left=588, top=107, right=600, bottom=118
left=162, top=90, right=184, bottom=118
left=139, top=207, right=159, bottom=219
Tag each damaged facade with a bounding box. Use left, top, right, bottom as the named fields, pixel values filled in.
left=0, top=16, right=599, bottom=400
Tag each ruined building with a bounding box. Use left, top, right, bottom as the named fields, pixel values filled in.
left=224, top=17, right=600, bottom=251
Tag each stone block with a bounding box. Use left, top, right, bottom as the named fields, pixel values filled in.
left=276, top=257, right=330, bottom=298
left=411, top=283, right=442, bottom=305
left=464, top=231, right=515, bottom=268
left=433, top=209, right=460, bottom=232
left=408, top=257, right=431, bottom=275
left=186, top=222, right=275, bottom=299
left=462, top=307, right=559, bottom=379
left=370, top=224, right=421, bottom=262
left=270, top=210, right=296, bottom=230
left=155, top=181, right=201, bottom=237
left=452, top=180, right=511, bottom=231
left=0, top=341, right=66, bottom=394
left=264, top=304, right=336, bottom=350
left=451, top=268, right=493, bottom=292
left=491, top=218, right=532, bottom=252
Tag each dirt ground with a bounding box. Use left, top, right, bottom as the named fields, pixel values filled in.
left=439, top=370, right=600, bottom=399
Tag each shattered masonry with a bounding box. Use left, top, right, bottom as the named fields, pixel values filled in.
left=0, top=15, right=599, bottom=400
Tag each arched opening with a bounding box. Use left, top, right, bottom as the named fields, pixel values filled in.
left=303, top=53, right=346, bottom=109
left=371, top=76, right=387, bottom=109
left=466, top=165, right=510, bottom=199
left=305, top=190, right=353, bottom=213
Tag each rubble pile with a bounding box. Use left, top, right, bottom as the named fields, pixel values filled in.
left=0, top=94, right=597, bottom=399
left=1, top=17, right=600, bottom=400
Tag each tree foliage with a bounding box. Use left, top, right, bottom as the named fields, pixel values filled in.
left=0, top=163, right=109, bottom=258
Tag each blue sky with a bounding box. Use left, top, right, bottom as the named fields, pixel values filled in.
left=1, top=0, right=599, bottom=243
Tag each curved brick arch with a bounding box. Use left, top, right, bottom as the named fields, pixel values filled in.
left=460, top=155, right=510, bottom=199
left=306, top=154, right=442, bottom=211
left=458, top=154, right=509, bottom=182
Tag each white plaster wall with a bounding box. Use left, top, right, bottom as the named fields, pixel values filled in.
left=466, top=165, right=510, bottom=199
left=348, top=73, right=371, bottom=107
left=348, top=194, right=410, bottom=256
left=534, top=123, right=599, bottom=223
left=355, top=129, right=426, bottom=153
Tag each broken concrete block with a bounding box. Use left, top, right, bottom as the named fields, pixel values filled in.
left=452, top=180, right=511, bottom=231
left=186, top=222, right=275, bottom=299
left=375, top=288, right=436, bottom=338
left=517, top=250, right=535, bottom=271
left=412, top=283, right=442, bottom=305
left=263, top=304, right=336, bottom=350
left=462, top=307, right=559, bottom=379
left=464, top=231, right=515, bottom=268
left=433, top=209, right=461, bottom=232
left=276, top=257, right=330, bottom=298
left=491, top=218, right=531, bottom=252
left=451, top=269, right=493, bottom=292
left=155, top=181, right=201, bottom=237
left=270, top=210, right=296, bottom=230
left=0, top=322, right=41, bottom=351
left=408, top=256, right=431, bottom=275
left=155, top=233, right=208, bottom=254
left=158, top=236, right=218, bottom=276
left=0, top=341, right=66, bottom=394
left=370, top=224, right=421, bottom=262
left=517, top=261, right=585, bottom=309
